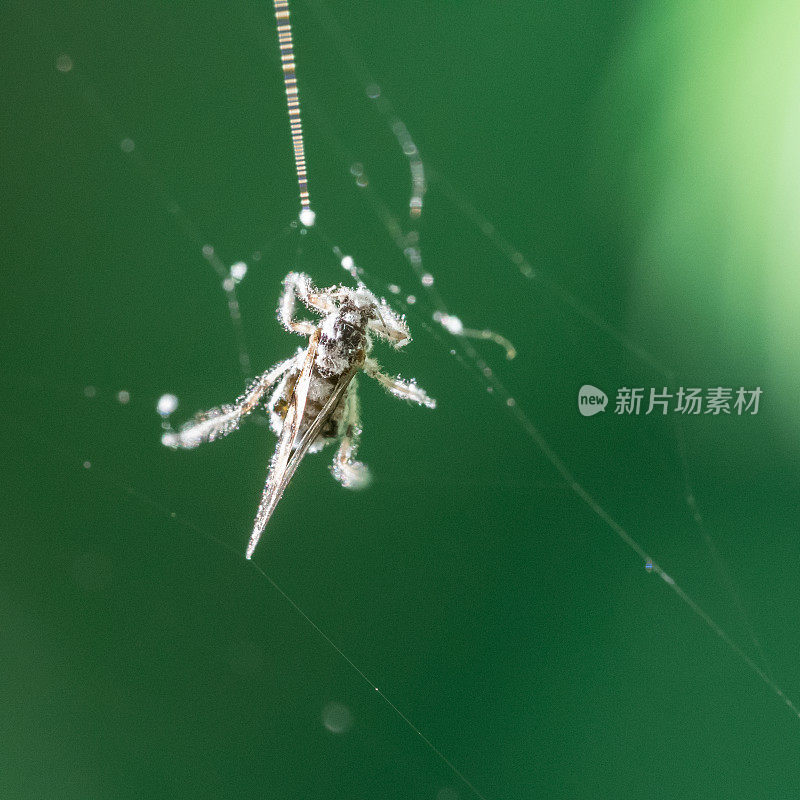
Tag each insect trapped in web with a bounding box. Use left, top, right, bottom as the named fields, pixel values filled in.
left=162, top=271, right=435, bottom=559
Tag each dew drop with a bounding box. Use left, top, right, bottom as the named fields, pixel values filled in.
left=157, top=393, right=179, bottom=417
left=230, top=261, right=247, bottom=282
left=434, top=312, right=464, bottom=336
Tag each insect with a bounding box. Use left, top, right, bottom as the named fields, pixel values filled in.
left=163, top=271, right=436, bottom=559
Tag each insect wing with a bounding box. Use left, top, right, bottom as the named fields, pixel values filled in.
left=246, top=335, right=319, bottom=559
left=263, top=364, right=359, bottom=518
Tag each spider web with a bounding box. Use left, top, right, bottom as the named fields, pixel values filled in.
left=6, top=2, right=800, bottom=799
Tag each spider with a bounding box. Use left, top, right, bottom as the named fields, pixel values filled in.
left=163, top=271, right=436, bottom=559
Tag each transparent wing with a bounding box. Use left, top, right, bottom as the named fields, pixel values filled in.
left=246, top=357, right=359, bottom=560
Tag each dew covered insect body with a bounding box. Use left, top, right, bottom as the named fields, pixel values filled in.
left=163, top=272, right=435, bottom=559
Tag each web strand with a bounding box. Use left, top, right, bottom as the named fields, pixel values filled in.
left=292, top=0, right=794, bottom=720
left=51, top=2, right=800, bottom=794
left=274, top=0, right=313, bottom=223
left=103, top=470, right=489, bottom=800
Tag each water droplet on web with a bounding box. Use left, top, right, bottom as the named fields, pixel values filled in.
left=404, top=246, right=422, bottom=266
left=230, top=261, right=247, bottom=282
left=117, top=390, right=130, bottom=404
left=434, top=312, right=464, bottom=336
left=299, top=208, right=316, bottom=227
left=83, top=385, right=97, bottom=399
left=120, top=138, right=135, bottom=153
left=157, top=393, right=179, bottom=417
left=406, top=295, right=416, bottom=305
left=421, top=272, right=434, bottom=287
left=56, top=54, right=73, bottom=73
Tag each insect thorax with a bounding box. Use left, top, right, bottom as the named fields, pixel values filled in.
left=268, top=301, right=370, bottom=449
left=316, top=301, right=370, bottom=379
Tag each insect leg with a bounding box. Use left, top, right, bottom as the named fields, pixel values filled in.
left=363, top=358, right=436, bottom=408
left=331, top=380, right=371, bottom=489
left=278, top=272, right=335, bottom=336
left=162, top=355, right=299, bottom=449
left=366, top=300, right=411, bottom=347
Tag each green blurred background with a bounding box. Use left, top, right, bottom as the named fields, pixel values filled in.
left=4, top=1, right=800, bottom=798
